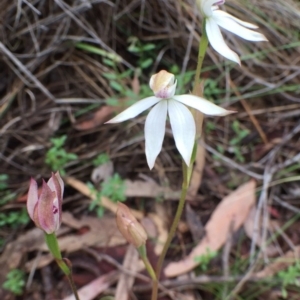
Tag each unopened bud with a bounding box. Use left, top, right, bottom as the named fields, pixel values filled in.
left=116, top=202, right=147, bottom=248
left=27, top=172, right=64, bottom=234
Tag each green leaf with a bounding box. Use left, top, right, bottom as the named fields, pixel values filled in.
left=141, top=43, right=156, bottom=51
left=93, top=153, right=110, bottom=166
left=103, top=73, right=118, bottom=80
left=110, top=81, right=124, bottom=92
left=140, top=58, right=153, bottom=69
left=105, top=98, right=119, bottom=106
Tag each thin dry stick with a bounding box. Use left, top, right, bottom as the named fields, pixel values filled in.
left=249, top=163, right=274, bottom=264
left=224, top=260, right=260, bottom=300
left=12, top=0, right=107, bottom=38
left=222, top=220, right=234, bottom=299
left=250, top=122, right=300, bottom=264
left=225, top=69, right=300, bottom=106
left=204, top=143, right=264, bottom=180
left=0, top=42, right=56, bottom=101
left=273, top=196, right=300, bottom=214
left=258, top=121, right=300, bottom=165
left=229, top=79, right=268, bottom=145
left=271, top=152, right=300, bottom=173
left=54, top=0, right=133, bottom=69
left=133, top=273, right=275, bottom=293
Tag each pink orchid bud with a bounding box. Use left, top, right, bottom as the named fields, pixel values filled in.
left=116, top=202, right=147, bottom=248
left=27, top=172, right=64, bottom=234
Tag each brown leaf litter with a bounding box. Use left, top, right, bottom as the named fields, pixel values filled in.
left=165, top=180, right=256, bottom=277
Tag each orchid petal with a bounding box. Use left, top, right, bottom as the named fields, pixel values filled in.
left=47, top=173, right=63, bottom=202
left=168, top=80, right=177, bottom=98
left=206, top=18, right=240, bottom=64
left=168, top=100, right=195, bottom=166
left=54, top=172, right=64, bottom=201
left=47, top=172, right=63, bottom=227
left=173, top=95, right=234, bottom=116
left=106, top=96, right=160, bottom=123
left=37, top=180, right=56, bottom=234
left=47, top=174, right=59, bottom=195
left=53, top=197, right=60, bottom=232
left=27, top=178, right=39, bottom=219
left=213, top=10, right=259, bottom=29
left=145, top=101, right=167, bottom=169
left=213, top=11, right=267, bottom=41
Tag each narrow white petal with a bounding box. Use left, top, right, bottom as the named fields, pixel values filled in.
left=106, top=96, right=160, bottom=123
left=168, top=100, right=195, bottom=166
left=206, top=18, right=240, bottom=64
left=213, top=11, right=267, bottom=41
left=173, top=95, right=234, bottom=116
left=214, top=10, right=259, bottom=29
left=145, top=101, right=168, bottom=169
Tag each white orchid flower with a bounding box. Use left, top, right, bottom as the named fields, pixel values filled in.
left=106, top=70, right=233, bottom=169
left=197, top=0, right=267, bottom=64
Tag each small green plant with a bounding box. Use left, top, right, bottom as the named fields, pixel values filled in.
left=194, top=248, right=218, bottom=272
left=100, top=37, right=155, bottom=101
left=2, top=269, right=25, bottom=295
left=0, top=208, right=29, bottom=227
left=101, top=174, right=126, bottom=202
left=87, top=182, right=104, bottom=217
left=278, top=261, right=300, bottom=298
left=0, top=174, right=16, bottom=206
left=92, top=153, right=110, bottom=167
left=45, top=135, right=78, bottom=175
left=0, top=174, right=9, bottom=190
left=127, top=36, right=156, bottom=69
left=229, top=120, right=250, bottom=163
left=103, top=69, right=133, bottom=94
left=211, top=144, right=225, bottom=163
left=203, top=78, right=223, bottom=100
left=205, top=121, right=216, bottom=134
left=88, top=174, right=126, bottom=218
left=169, top=66, right=195, bottom=95
left=103, top=70, right=151, bottom=108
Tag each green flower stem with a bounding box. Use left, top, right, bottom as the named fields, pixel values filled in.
left=151, top=21, right=209, bottom=300
left=45, top=233, right=63, bottom=260
left=151, top=162, right=189, bottom=300
left=138, top=245, right=157, bottom=281
left=193, top=19, right=209, bottom=92
left=45, top=233, right=80, bottom=300
left=192, top=20, right=209, bottom=154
